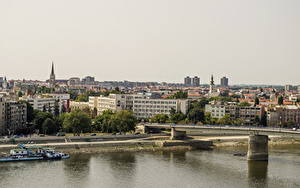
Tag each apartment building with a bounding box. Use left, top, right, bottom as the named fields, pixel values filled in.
left=5, top=101, right=27, bottom=135
left=133, top=98, right=189, bottom=119
left=89, top=94, right=189, bottom=118
left=89, top=94, right=134, bottom=114
left=26, top=97, right=57, bottom=113
left=205, top=103, right=264, bottom=125
left=46, top=93, right=70, bottom=112
left=220, top=77, right=229, bottom=87
left=205, top=104, right=226, bottom=119
left=228, top=105, right=264, bottom=125
left=0, top=97, right=5, bottom=135
left=267, top=105, right=300, bottom=127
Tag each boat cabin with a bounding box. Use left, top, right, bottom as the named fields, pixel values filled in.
left=10, top=149, right=29, bottom=156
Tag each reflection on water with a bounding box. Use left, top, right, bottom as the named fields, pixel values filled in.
left=0, top=147, right=299, bottom=188
left=248, top=161, right=268, bottom=187
left=63, top=153, right=91, bottom=185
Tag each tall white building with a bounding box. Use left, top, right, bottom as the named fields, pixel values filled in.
left=89, top=94, right=133, bottom=114
left=89, top=94, right=189, bottom=118
left=205, top=104, right=226, bottom=119
left=26, top=97, right=57, bottom=113
left=133, top=98, right=189, bottom=119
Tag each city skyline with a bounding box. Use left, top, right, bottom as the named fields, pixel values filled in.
left=1, top=0, right=300, bottom=85
left=0, top=63, right=298, bottom=86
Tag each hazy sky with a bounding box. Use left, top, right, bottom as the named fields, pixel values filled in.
left=1, top=0, right=300, bottom=85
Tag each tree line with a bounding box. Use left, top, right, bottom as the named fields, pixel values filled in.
left=19, top=101, right=137, bottom=136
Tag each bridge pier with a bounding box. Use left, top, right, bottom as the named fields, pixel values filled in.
left=247, top=134, right=268, bottom=161
left=171, top=128, right=187, bottom=140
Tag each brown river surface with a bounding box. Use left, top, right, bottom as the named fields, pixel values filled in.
left=0, top=145, right=299, bottom=188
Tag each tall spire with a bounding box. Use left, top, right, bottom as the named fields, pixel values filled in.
left=51, top=62, right=55, bottom=76
left=49, top=62, right=56, bottom=88
left=210, top=74, right=214, bottom=85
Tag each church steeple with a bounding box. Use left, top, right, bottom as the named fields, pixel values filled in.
left=210, top=75, right=214, bottom=85
left=49, top=62, right=56, bottom=88
left=51, top=62, right=55, bottom=76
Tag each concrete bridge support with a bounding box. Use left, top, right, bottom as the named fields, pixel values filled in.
left=247, top=134, right=268, bottom=161
left=171, top=128, right=187, bottom=140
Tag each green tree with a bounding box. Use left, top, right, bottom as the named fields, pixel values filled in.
left=260, top=113, right=267, bottom=127
left=93, top=110, right=137, bottom=133
left=218, top=114, right=232, bottom=125
left=204, top=112, right=218, bottom=125
left=63, top=110, right=92, bottom=136
left=33, top=111, right=54, bottom=133
left=170, top=112, right=186, bottom=124
left=113, top=110, right=137, bottom=133
left=187, top=108, right=204, bottom=124
left=254, top=97, right=260, bottom=106
left=42, top=118, right=56, bottom=134
left=93, top=110, right=115, bottom=133
left=68, top=90, right=78, bottom=100
left=232, top=118, right=245, bottom=126
left=54, top=100, right=60, bottom=117
left=76, top=94, right=88, bottom=102
left=170, top=108, right=176, bottom=116
left=91, top=107, right=98, bottom=118
left=198, top=98, right=210, bottom=108
left=169, top=91, right=188, bottom=99
left=47, top=103, right=52, bottom=113
left=18, top=91, right=23, bottom=97
left=278, top=96, right=284, bottom=105
left=82, top=106, right=91, bottom=115
left=150, top=114, right=169, bottom=123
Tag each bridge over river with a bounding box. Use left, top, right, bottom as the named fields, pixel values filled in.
left=140, top=123, right=300, bottom=161
left=139, top=123, right=300, bottom=140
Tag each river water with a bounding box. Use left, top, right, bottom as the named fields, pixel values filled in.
left=0, top=146, right=300, bottom=188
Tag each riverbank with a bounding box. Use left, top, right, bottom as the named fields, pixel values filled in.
left=1, top=135, right=299, bottom=155
left=0, top=139, right=213, bottom=154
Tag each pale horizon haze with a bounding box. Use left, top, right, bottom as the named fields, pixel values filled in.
left=1, top=0, right=300, bottom=85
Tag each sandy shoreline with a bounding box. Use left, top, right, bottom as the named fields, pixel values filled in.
left=0, top=135, right=299, bottom=155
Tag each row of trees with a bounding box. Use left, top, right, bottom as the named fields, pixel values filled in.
left=93, top=110, right=137, bottom=133
left=22, top=100, right=137, bottom=136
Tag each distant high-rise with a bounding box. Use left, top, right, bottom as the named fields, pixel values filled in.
left=209, top=75, right=215, bottom=93
left=184, top=76, right=192, bottom=86
left=220, top=76, right=229, bottom=87
left=82, top=76, right=95, bottom=85
left=2, top=77, right=8, bottom=89
left=192, top=76, right=200, bottom=87
left=49, top=62, right=56, bottom=88
left=285, top=85, right=293, bottom=92
left=0, top=77, right=3, bottom=88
